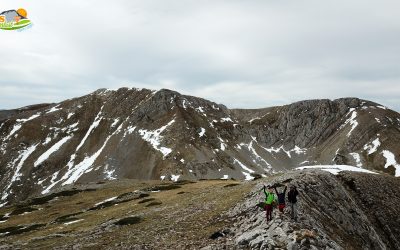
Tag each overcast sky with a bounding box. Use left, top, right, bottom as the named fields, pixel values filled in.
left=1, top=0, right=400, bottom=111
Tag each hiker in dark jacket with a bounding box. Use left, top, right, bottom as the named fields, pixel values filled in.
left=274, top=184, right=287, bottom=213
left=287, top=185, right=299, bottom=220
left=263, top=185, right=276, bottom=222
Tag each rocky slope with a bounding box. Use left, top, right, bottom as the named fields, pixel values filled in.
left=0, top=170, right=398, bottom=249
left=0, top=87, right=399, bottom=205
left=206, top=170, right=400, bottom=250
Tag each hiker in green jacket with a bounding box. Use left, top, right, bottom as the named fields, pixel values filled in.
left=263, top=185, right=276, bottom=222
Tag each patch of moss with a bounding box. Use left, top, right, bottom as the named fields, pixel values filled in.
left=57, top=190, right=82, bottom=196
left=29, top=189, right=96, bottom=206
left=147, top=184, right=181, bottom=191
left=138, top=198, right=155, bottom=204
left=223, top=183, right=240, bottom=188
left=137, top=193, right=150, bottom=199
left=10, top=206, right=38, bottom=216
left=29, top=195, right=54, bottom=206
left=54, top=212, right=84, bottom=223
left=83, top=188, right=97, bottom=192
left=29, top=190, right=81, bottom=206
left=174, top=180, right=196, bottom=185
left=117, top=192, right=133, bottom=199
left=88, top=201, right=115, bottom=211
left=117, top=192, right=150, bottom=200
left=145, top=201, right=162, bottom=207
left=114, top=216, right=142, bottom=226
left=0, top=223, right=46, bottom=236
left=89, top=196, right=137, bottom=211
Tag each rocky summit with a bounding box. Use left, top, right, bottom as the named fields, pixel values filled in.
left=0, top=87, right=400, bottom=206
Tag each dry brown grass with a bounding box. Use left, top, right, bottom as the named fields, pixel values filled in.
left=0, top=179, right=254, bottom=249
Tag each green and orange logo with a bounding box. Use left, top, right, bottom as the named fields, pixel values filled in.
left=0, top=8, right=32, bottom=31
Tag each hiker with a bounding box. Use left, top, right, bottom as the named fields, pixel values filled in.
left=287, top=185, right=299, bottom=221
left=274, top=184, right=287, bottom=213
left=263, top=185, right=276, bottom=222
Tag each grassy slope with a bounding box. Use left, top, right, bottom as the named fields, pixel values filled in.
left=0, top=179, right=254, bottom=249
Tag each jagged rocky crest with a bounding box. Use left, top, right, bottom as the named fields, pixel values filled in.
left=0, top=87, right=399, bottom=205
left=210, top=170, right=400, bottom=250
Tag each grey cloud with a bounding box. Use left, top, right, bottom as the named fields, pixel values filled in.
left=0, top=0, right=399, bottom=111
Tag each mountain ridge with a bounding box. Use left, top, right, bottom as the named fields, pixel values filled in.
left=0, top=87, right=399, bottom=206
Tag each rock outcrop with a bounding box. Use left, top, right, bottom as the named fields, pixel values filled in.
left=219, top=170, right=400, bottom=249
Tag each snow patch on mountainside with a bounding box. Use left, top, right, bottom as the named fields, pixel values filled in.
left=95, top=196, right=117, bottom=206
left=34, top=136, right=73, bottom=167
left=127, top=126, right=136, bottom=134
left=195, top=107, right=207, bottom=117
left=4, top=124, right=22, bottom=140
left=218, top=137, right=227, bottom=151
left=64, top=219, right=84, bottom=225
left=46, top=105, right=61, bottom=114
left=75, top=106, right=104, bottom=152
left=171, top=175, right=180, bottom=182
left=17, top=113, right=41, bottom=123
left=382, top=150, right=400, bottom=177
left=41, top=123, right=123, bottom=192
left=104, top=166, right=116, bottom=180
left=122, top=125, right=136, bottom=138
left=62, top=135, right=112, bottom=185
left=198, top=128, right=206, bottom=137
left=3, top=113, right=41, bottom=141
left=292, top=146, right=307, bottom=154
left=233, top=158, right=255, bottom=181
left=221, top=117, right=233, bottom=122
left=111, top=118, right=120, bottom=128
left=259, top=145, right=307, bottom=158
left=41, top=172, right=60, bottom=194
left=138, top=119, right=175, bottom=157
left=363, top=138, right=380, bottom=155
left=43, top=136, right=52, bottom=145
left=340, top=108, right=359, bottom=137
left=297, top=165, right=377, bottom=175
left=196, top=107, right=205, bottom=113
left=248, top=117, right=261, bottom=123
left=349, top=153, right=362, bottom=167
left=241, top=139, right=272, bottom=169
left=1, top=144, right=38, bottom=202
